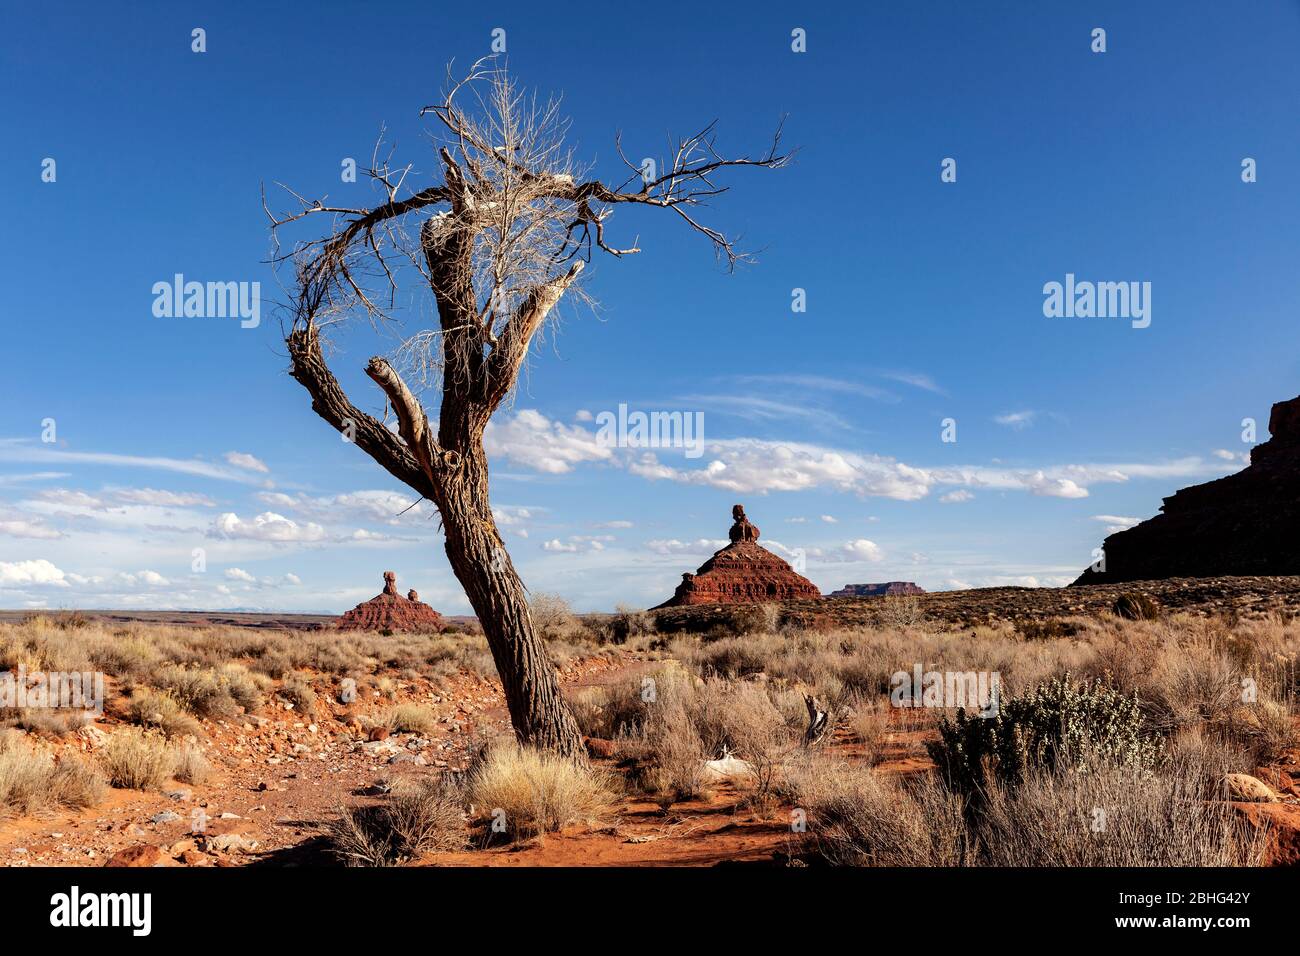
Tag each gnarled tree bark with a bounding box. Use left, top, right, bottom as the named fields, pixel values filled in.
left=270, top=60, right=788, bottom=755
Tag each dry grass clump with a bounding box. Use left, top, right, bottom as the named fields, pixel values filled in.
left=790, top=751, right=1266, bottom=867
left=101, top=727, right=175, bottom=790
left=0, top=731, right=105, bottom=816
left=328, top=776, right=468, bottom=866
left=976, top=763, right=1265, bottom=866
left=381, top=703, right=438, bottom=735
left=278, top=673, right=317, bottom=713
left=150, top=663, right=262, bottom=720
left=128, top=689, right=201, bottom=738
left=788, top=754, right=968, bottom=866
left=467, top=742, right=618, bottom=839
left=171, top=742, right=212, bottom=785
left=609, top=670, right=799, bottom=804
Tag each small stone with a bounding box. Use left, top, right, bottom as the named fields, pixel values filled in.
left=105, top=844, right=165, bottom=867
left=1225, top=773, right=1280, bottom=803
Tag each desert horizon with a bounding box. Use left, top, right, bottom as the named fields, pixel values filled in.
left=3, top=0, right=1296, bottom=941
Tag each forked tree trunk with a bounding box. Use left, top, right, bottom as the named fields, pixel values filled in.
left=434, top=441, right=584, bottom=757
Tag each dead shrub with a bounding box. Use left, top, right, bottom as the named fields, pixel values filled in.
left=328, top=776, right=468, bottom=866
left=0, top=732, right=105, bottom=815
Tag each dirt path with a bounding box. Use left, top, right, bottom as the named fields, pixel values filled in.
left=0, top=653, right=641, bottom=867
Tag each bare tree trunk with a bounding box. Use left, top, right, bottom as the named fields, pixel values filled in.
left=273, top=65, right=787, bottom=754
left=436, top=442, right=583, bottom=756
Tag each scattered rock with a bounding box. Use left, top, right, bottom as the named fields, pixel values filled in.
left=151, top=811, right=181, bottom=825
left=105, top=844, right=165, bottom=868
left=1225, top=773, right=1280, bottom=803
left=202, top=834, right=260, bottom=854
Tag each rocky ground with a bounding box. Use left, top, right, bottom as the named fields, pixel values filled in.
left=7, top=577, right=1300, bottom=868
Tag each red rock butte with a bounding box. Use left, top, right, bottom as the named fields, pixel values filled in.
left=337, top=571, right=447, bottom=633
left=1074, top=391, right=1300, bottom=584
left=830, top=582, right=925, bottom=597
left=653, top=505, right=822, bottom=608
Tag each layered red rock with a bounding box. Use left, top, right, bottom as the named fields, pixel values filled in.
left=829, top=582, right=925, bottom=597
left=337, top=571, right=446, bottom=633
left=653, top=505, right=822, bottom=607
left=1074, top=392, right=1300, bottom=585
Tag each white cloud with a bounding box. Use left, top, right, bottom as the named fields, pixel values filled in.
left=113, top=488, right=215, bottom=508
left=542, top=538, right=579, bottom=553
left=209, top=512, right=326, bottom=543
left=258, top=490, right=428, bottom=525
left=644, top=538, right=728, bottom=556
left=939, top=490, right=974, bottom=504
left=225, top=567, right=256, bottom=583
left=592, top=519, right=633, bottom=529
left=284, top=573, right=302, bottom=586
left=118, top=570, right=169, bottom=587
left=820, top=514, right=838, bottom=524
left=1022, top=471, right=1089, bottom=499
left=0, top=442, right=263, bottom=484
left=0, top=559, right=68, bottom=587
left=880, top=370, right=945, bottom=394
left=843, top=539, right=885, bottom=562
left=36, top=489, right=107, bottom=509
left=573, top=409, right=594, bottom=422
left=485, top=410, right=614, bottom=474
left=0, top=519, right=63, bottom=540
left=994, top=410, right=1038, bottom=429
left=1092, top=514, right=1142, bottom=534
left=224, top=451, right=269, bottom=473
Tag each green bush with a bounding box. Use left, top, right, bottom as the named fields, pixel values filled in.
left=928, top=674, right=1161, bottom=798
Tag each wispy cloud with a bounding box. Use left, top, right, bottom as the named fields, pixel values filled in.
left=993, top=410, right=1038, bottom=429
left=0, top=440, right=265, bottom=484
left=879, top=370, right=946, bottom=395
left=224, top=451, right=269, bottom=474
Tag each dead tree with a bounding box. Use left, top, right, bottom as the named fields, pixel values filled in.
left=267, top=61, right=789, bottom=756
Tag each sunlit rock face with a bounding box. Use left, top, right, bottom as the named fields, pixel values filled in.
left=654, top=505, right=822, bottom=608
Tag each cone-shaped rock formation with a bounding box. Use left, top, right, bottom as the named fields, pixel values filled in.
left=653, top=505, right=822, bottom=607
left=337, top=571, right=447, bottom=632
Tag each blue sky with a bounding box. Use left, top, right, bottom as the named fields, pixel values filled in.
left=2, top=0, right=1299, bottom=613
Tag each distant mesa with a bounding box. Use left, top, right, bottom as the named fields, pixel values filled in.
left=653, top=505, right=821, bottom=608
left=1074, top=392, right=1300, bottom=585
left=337, top=571, right=446, bottom=632
left=829, top=582, right=925, bottom=598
